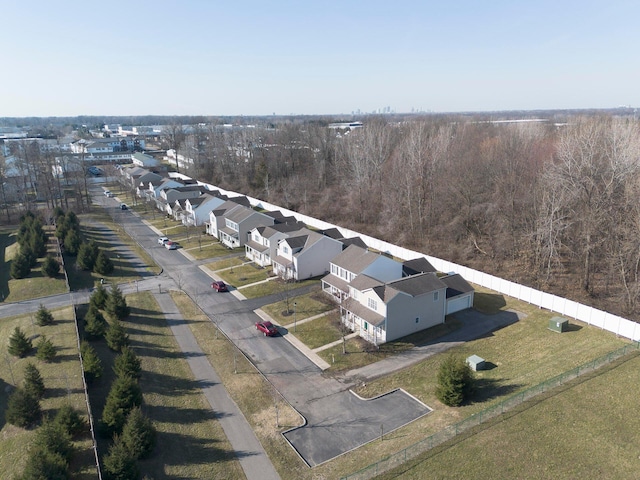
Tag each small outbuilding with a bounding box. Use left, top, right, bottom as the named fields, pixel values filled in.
left=466, top=355, right=485, bottom=371
left=548, top=316, right=569, bottom=333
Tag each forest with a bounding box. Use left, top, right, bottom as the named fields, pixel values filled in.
left=2, top=112, right=639, bottom=322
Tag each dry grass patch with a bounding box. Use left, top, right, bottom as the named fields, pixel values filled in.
left=217, top=263, right=271, bottom=287
left=262, top=290, right=335, bottom=326
left=206, top=256, right=247, bottom=272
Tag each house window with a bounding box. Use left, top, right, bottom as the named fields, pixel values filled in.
left=416, top=317, right=419, bottom=323
left=434, top=291, right=439, bottom=302
left=364, top=322, right=368, bottom=331
left=283, top=246, right=289, bottom=254
left=367, top=298, right=377, bottom=310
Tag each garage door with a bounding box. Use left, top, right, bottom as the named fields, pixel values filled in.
left=447, top=295, right=472, bottom=315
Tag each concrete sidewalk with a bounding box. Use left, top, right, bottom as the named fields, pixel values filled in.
left=153, top=292, right=280, bottom=480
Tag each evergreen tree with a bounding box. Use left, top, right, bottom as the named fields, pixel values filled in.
left=21, top=244, right=38, bottom=267
left=28, top=228, right=47, bottom=257
left=106, top=285, right=130, bottom=320
left=101, top=375, right=142, bottom=435
left=10, top=252, right=32, bottom=279
left=106, top=320, right=129, bottom=352
left=54, top=404, right=87, bottom=438
left=35, top=303, right=55, bottom=326
left=41, top=254, right=60, bottom=277
left=23, top=362, right=45, bottom=399
left=18, top=448, right=68, bottom=480
left=121, top=407, right=156, bottom=459
left=63, top=228, right=81, bottom=255
left=36, top=335, right=57, bottom=362
left=94, top=249, right=115, bottom=275
left=77, top=240, right=99, bottom=270
left=435, top=354, right=475, bottom=407
left=102, top=434, right=140, bottom=480
left=32, top=418, right=74, bottom=461
left=8, top=326, right=32, bottom=357
left=90, top=282, right=109, bottom=310
left=113, top=347, right=142, bottom=379
left=84, top=305, right=107, bottom=339
left=80, top=341, right=103, bottom=384
left=5, top=388, right=41, bottom=428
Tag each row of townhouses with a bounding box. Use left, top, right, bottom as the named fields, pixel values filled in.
left=125, top=166, right=475, bottom=345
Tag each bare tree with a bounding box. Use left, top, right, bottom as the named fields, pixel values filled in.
left=163, top=123, right=186, bottom=173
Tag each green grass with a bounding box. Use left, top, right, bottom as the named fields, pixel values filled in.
left=181, top=241, right=233, bottom=260
left=287, top=312, right=344, bottom=349
left=261, top=290, right=336, bottom=325
left=205, top=256, right=246, bottom=271
left=0, top=306, right=96, bottom=480
left=240, top=277, right=319, bottom=299
left=85, top=291, right=244, bottom=479
left=375, top=352, right=640, bottom=480
left=218, top=263, right=272, bottom=287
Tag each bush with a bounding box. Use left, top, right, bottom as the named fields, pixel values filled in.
left=106, top=320, right=129, bottom=352
left=8, top=326, right=33, bottom=357
left=103, top=435, right=140, bottom=480
left=80, top=341, right=103, bottom=384
left=36, top=335, right=56, bottom=362
left=94, top=249, right=114, bottom=275
left=90, top=282, right=109, bottom=310
left=106, top=285, right=130, bottom=320
left=5, top=388, right=41, bottom=428
left=435, top=354, right=475, bottom=407
left=113, top=346, right=142, bottom=379
left=54, top=404, right=87, bottom=438
left=41, top=254, right=60, bottom=277
left=23, top=362, right=45, bottom=400
left=32, top=418, right=74, bottom=461
left=101, top=375, right=142, bottom=435
left=10, top=253, right=32, bottom=279
left=121, top=407, right=156, bottom=459
left=18, top=448, right=68, bottom=480
left=35, top=303, right=55, bottom=326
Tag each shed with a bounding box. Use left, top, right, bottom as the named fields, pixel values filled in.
left=548, top=316, right=568, bottom=333
left=466, top=355, right=485, bottom=371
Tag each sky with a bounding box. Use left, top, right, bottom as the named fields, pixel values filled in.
left=1, top=0, right=639, bottom=117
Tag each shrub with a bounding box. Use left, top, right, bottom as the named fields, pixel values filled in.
left=121, top=407, right=156, bottom=459
left=41, top=254, right=60, bottom=277
left=10, top=253, right=32, bottom=279
left=35, top=303, right=55, bottom=326
left=435, top=354, right=475, bottom=407
left=94, top=249, right=114, bottom=275
left=18, top=448, right=68, bottom=480
left=8, top=326, right=33, bottom=357
left=5, top=388, right=42, bottom=428
left=101, top=375, right=142, bottom=435
left=23, top=362, right=45, bottom=399
left=36, top=335, right=56, bottom=362
left=106, top=285, right=130, bottom=320
left=113, top=346, right=142, bottom=379
left=103, top=434, right=140, bottom=480
left=80, top=341, right=103, bottom=384
left=106, top=320, right=129, bottom=352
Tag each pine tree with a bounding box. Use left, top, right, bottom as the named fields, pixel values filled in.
left=84, top=305, right=107, bottom=339
left=106, top=320, right=129, bottom=352
left=63, top=228, right=81, bottom=255
left=90, top=282, right=108, bottom=310
left=435, top=354, right=475, bottom=407
left=113, top=347, right=142, bottom=379
left=80, top=341, right=103, bottom=384
left=35, top=303, right=55, bottom=326
left=94, top=249, right=115, bottom=275
left=41, top=254, right=60, bottom=277
left=106, top=285, right=130, bottom=320
left=121, top=407, right=156, bottom=459
left=54, top=404, right=87, bottom=438
left=32, top=418, right=74, bottom=461
left=18, top=448, right=68, bottom=480
left=36, top=335, right=56, bottom=362
left=23, top=362, right=45, bottom=400
left=8, top=326, right=33, bottom=357
left=77, top=241, right=99, bottom=271
left=101, top=375, right=142, bottom=435
left=10, top=252, right=32, bottom=279
left=5, top=388, right=42, bottom=428
left=102, top=434, right=140, bottom=480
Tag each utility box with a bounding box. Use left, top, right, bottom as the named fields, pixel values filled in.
left=466, top=355, right=485, bottom=371
left=548, top=316, right=568, bottom=333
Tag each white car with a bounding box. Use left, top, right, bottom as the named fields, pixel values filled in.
left=104, top=190, right=113, bottom=197
left=158, top=236, right=169, bottom=245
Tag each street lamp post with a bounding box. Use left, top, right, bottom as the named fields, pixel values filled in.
left=294, top=302, right=297, bottom=333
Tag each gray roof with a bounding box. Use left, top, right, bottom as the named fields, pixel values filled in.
left=386, top=272, right=446, bottom=298
left=330, top=245, right=380, bottom=274
left=341, top=237, right=367, bottom=250
left=403, top=257, right=437, bottom=276
left=440, top=273, right=474, bottom=298
left=321, top=273, right=350, bottom=293
left=346, top=301, right=385, bottom=328
left=261, top=223, right=305, bottom=238
left=284, top=235, right=308, bottom=250
left=349, top=274, right=383, bottom=291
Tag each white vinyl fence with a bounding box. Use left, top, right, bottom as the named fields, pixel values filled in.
left=194, top=180, right=640, bottom=342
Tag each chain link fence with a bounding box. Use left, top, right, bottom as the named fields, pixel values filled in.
left=342, top=341, right=640, bottom=480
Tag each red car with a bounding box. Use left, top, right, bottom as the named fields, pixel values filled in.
left=255, top=321, right=278, bottom=336
left=211, top=281, right=228, bottom=292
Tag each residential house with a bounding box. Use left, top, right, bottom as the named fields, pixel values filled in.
left=440, top=273, right=475, bottom=314
left=217, top=205, right=275, bottom=249
left=132, top=152, right=160, bottom=168
left=158, top=185, right=210, bottom=214
left=205, top=197, right=252, bottom=238
left=272, top=228, right=343, bottom=281
left=245, top=222, right=306, bottom=267
left=179, top=193, right=227, bottom=226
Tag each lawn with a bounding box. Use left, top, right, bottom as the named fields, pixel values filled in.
left=0, top=306, right=96, bottom=480
left=205, top=256, right=247, bottom=272
left=240, top=277, right=319, bottom=299
left=84, top=291, right=244, bottom=479
left=285, top=312, right=343, bottom=350
left=375, top=351, right=640, bottom=480
left=218, top=263, right=272, bottom=287
left=261, top=290, right=336, bottom=326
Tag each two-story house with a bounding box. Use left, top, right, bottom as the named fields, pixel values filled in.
left=272, top=228, right=344, bottom=281
left=180, top=193, right=228, bottom=226
left=205, top=197, right=252, bottom=239
left=245, top=223, right=306, bottom=267
left=217, top=205, right=275, bottom=249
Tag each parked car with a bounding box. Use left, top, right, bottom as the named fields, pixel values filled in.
left=255, top=321, right=278, bottom=336
left=165, top=241, right=178, bottom=250
left=120, top=203, right=128, bottom=210
left=211, top=281, right=228, bottom=292
left=158, top=236, right=169, bottom=245
left=104, top=190, right=113, bottom=197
